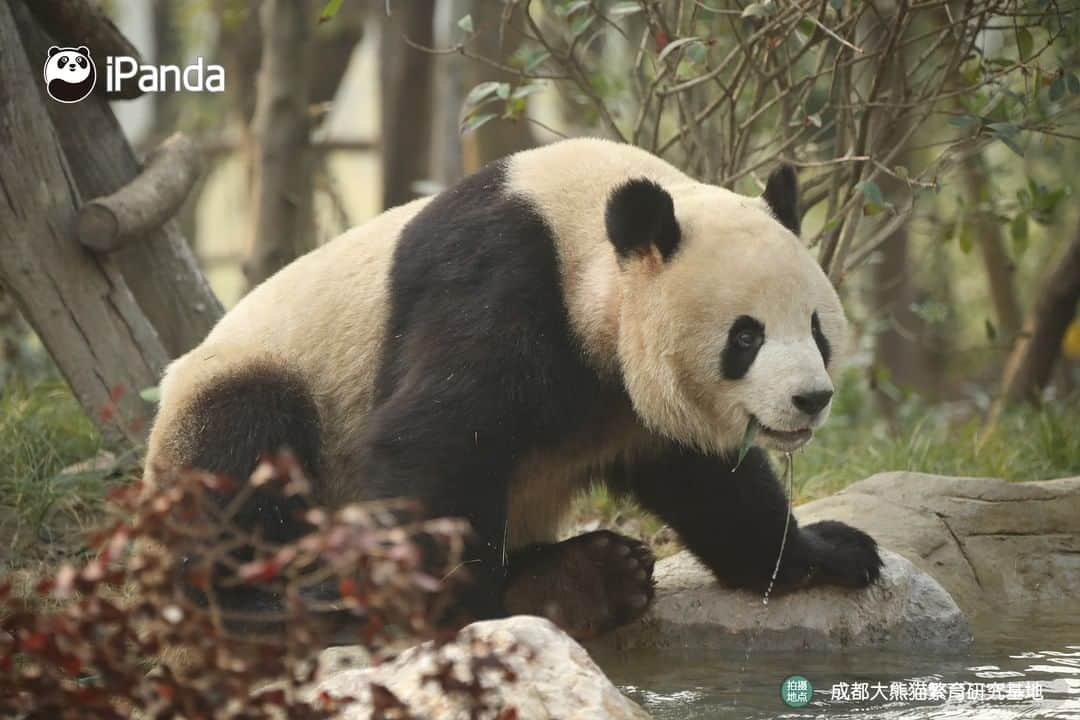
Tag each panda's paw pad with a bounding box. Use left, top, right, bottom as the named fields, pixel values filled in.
left=577, top=530, right=656, bottom=628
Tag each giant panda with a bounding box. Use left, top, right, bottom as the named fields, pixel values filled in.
left=145, top=138, right=882, bottom=635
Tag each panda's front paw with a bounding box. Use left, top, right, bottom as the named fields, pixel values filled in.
left=801, top=520, right=882, bottom=588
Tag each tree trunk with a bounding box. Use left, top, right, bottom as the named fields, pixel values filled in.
left=1000, top=226, right=1080, bottom=404
left=14, top=1, right=223, bottom=359
left=459, top=1, right=536, bottom=174
left=962, top=155, right=1023, bottom=343
left=244, top=0, right=315, bottom=291
left=0, top=1, right=167, bottom=445
left=379, top=0, right=435, bottom=209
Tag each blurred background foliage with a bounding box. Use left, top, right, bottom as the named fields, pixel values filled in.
left=1, top=0, right=1079, bottom=562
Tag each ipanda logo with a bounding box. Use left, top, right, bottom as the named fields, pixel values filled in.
left=44, top=46, right=225, bottom=103
left=44, top=46, right=96, bottom=103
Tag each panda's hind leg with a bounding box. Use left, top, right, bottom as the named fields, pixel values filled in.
left=504, top=530, right=655, bottom=636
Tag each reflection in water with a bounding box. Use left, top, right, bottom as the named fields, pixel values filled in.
left=596, top=605, right=1080, bottom=719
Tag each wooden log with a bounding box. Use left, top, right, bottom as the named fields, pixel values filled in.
left=15, top=2, right=224, bottom=358
left=78, top=133, right=203, bottom=253
left=25, top=0, right=144, bottom=99
left=0, top=0, right=166, bottom=445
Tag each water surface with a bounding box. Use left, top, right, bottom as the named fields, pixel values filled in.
left=596, top=604, right=1079, bottom=719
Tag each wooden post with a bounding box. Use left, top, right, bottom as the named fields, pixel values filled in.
left=0, top=0, right=167, bottom=445
left=15, top=3, right=224, bottom=358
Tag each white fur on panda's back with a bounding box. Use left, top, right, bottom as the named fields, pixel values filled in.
left=147, top=197, right=430, bottom=493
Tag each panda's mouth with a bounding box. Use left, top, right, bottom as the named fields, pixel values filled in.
left=754, top=419, right=813, bottom=451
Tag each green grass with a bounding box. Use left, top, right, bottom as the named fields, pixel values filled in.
left=789, top=374, right=1080, bottom=502
left=0, top=380, right=116, bottom=568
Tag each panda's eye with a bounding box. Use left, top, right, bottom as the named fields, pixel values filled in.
left=58, top=55, right=67, bottom=65
left=736, top=330, right=758, bottom=348
left=77, top=57, right=87, bottom=68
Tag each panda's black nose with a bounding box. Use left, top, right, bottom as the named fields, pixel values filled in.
left=792, top=389, right=833, bottom=416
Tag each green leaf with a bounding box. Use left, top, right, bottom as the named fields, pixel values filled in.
left=657, top=36, right=701, bottom=64
left=992, top=127, right=1024, bottom=157
left=457, top=13, right=474, bottom=33
left=830, top=0, right=844, bottom=9
left=523, top=50, right=551, bottom=74
left=948, top=115, right=980, bottom=132
left=464, top=81, right=501, bottom=109
left=511, top=82, right=546, bottom=100
left=732, top=418, right=760, bottom=471
left=1010, top=212, right=1029, bottom=255
left=894, top=165, right=909, bottom=180
left=985, top=319, right=997, bottom=342
left=1016, top=27, right=1033, bottom=62
left=570, top=12, right=596, bottom=37
left=685, top=40, right=707, bottom=64
left=1068, top=73, right=1080, bottom=95
left=1050, top=75, right=1065, bottom=101
left=565, top=0, right=590, bottom=13
left=495, top=83, right=511, bottom=100
left=610, top=1, right=644, bottom=17
left=139, top=386, right=161, bottom=404
left=857, top=180, right=887, bottom=215
left=957, top=216, right=974, bottom=254
left=460, top=111, right=498, bottom=135
left=319, top=0, right=344, bottom=22
left=741, top=2, right=775, bottom=18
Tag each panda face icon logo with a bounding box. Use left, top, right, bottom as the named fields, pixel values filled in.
left=43, top=46, right=96, bottom=103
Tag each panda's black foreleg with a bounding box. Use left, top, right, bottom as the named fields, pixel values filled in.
left=621, top=445, right=882, bottom=593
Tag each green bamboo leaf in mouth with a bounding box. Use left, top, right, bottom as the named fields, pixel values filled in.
left=732, top=416, right=760, bottom=471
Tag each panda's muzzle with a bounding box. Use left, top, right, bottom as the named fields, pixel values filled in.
left=754, top=420, right=813, bottom=451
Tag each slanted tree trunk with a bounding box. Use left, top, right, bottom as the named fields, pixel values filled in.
left=379, top=0, right=435, bottom=209
left=1000, top=226, right=1080, bottom=404
left=0, top=1, right=167, bottom=445
left=245, top=0, right=315, bottom=291
left=16, top=2, right=222, bottom=358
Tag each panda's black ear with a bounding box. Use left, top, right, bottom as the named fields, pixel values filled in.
left=605, top=178, right=681, bottom=262
left=76, top=46, right=90, bottom=56
left=48, top=46, right=61, bottom=57
left=762, top=164, right=800, bottom=235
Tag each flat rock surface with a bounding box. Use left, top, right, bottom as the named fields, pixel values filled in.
left=796, top=473, right=1080, bottom=622
left=601, top=548, right=969, bottom=653
left=315, top=616, right=650, bottom=720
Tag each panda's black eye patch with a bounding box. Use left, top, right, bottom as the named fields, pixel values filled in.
left=77, top=57, right=87, bottom=68
left=722, top=315, right=764, bottom=380
left=58, top=55, right=67, bottom=65
left=811, top=310, right=831, bottom=367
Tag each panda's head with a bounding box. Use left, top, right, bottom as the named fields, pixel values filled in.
left=607, top=166, right=846, bottom=455
left=43, top=46, right=96, bottom=103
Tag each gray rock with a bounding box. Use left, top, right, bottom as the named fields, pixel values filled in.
left=602, top=548, right=969, bottom=653
left=796, top=473, right=1080, bottom=622
left=314, top=616, right=650, bottom=720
